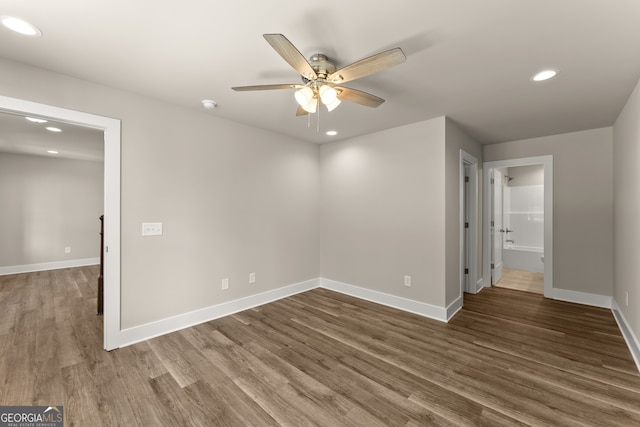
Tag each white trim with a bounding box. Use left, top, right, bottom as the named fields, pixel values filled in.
left=460, top=150, right=479, bottom=295
left=0, top=258, right=100, bottom=276
left=611, top=299, right=640, bottom=372
left=549, top=288, right=612, bottom=309
left=320, top=278, right=448, bottom=322
left=446, top=296, right=463, bottom=321
left=0, top=95, right=121, bottom=351
left=483, top=156, right=553, bottom=297
left=118, top=277, right=455, bottom=348
left=53, top=271, right=623, bottom=351
left=475, top=278, right=484, bottom=293
left=118, top=278, right=319, bottom=348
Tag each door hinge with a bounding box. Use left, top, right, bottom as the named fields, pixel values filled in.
left=490, top=178, right=495, bottom=185
left=465, top=176, right=469, bottom=183
left=491, top=263, right=495, bottom=269
left=464, top=268, right=469, bottom=275
left=491, top=220, right=494, bottom=227
left=465, top=222, right=469, bottom=229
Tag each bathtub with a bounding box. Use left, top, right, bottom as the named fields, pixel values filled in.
left=503, top=245, right=544, bottom=273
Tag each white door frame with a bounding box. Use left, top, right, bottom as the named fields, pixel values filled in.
left=0, top=95, right=121, bottom=350
left=460, top=150, right=479, bottom=295
left=491, top=168, right=505, bottom=285
left=482, top=155, right=553, bottom=297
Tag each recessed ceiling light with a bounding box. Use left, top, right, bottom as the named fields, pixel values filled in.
left=46, top=127, right=62, bottom=132
left=25, top=117, right=48, bottom=123
left=47, top=150, right=59, bottom=154
left=532, top=69, right=558, bottom=82
left=326, top=130, right=338, bottom=136
left=1, top=16, right=42, bottom=36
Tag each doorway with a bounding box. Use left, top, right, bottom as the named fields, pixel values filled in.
left=483, top=156, right=553, bottom=297
left=495, top=165, right=545, bottom=294
left=0, top=95, right=121, bottom=350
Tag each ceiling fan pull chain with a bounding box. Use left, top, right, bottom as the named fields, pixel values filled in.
left=317, top=99, right=321, bottom=132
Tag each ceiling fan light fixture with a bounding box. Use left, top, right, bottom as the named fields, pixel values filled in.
left=301, top=98, right=318, bottom=113
left=295, top=87, right=314, bottom=107
left=325, top=97, right=341, bottom=112
left=319, top=85, right=338, bottom=105
left=232, top=34, right=406, bottom=120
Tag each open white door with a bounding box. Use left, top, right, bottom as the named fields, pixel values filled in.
left=492, top=169, right=504, bottom=284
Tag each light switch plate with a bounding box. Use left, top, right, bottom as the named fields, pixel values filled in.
left=142, top=222, right=163, bottom=236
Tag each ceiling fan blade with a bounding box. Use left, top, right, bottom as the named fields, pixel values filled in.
left=336, top=86, right=385, bottom=108
left=328, top=48, right=406, bottom=84
left=263, top=34, right=318, bottom=81
left=232, top=83, right=302, bottom=91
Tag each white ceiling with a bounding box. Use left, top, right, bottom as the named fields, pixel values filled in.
left=0, top=112, right=104, bottom=161
left=1, top=0, right=640, bottom=155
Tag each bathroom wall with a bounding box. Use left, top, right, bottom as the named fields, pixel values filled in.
left=503, top=165, right=544, bottom=250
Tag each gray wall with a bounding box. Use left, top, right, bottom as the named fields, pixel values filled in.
left=484, top=127, right=614, bottom=297
left=320, top=117, right=448, bottom=307
left=0, top=152, right=103, bottom=267
left=3, top=54, right=628, bottom=341
left=0, top=58, right=321, bottom=329
left=613, top=76, right=640, bottom=344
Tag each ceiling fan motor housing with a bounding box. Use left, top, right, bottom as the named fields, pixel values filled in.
left=301, top=54, right=337, bottom=84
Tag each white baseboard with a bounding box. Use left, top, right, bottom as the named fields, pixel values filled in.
left=113, top=276, right=635, bottom=368
left=0, top=258, right=100, bottom=276
left=320, top=278, right=448, bottom=323
left=118, top=277, right=452, bottom=348
left=548, top=288, right=612, bottom=309
left=117, top=278, right=320, bottom=348
left=446, top=296, right=463, bottom=321
left=467, top=278, right=484, bottom=294
left=611, top=299, right=640, bottom=373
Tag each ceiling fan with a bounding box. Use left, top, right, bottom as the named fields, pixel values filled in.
left=232, top=34, right=406, bottom=115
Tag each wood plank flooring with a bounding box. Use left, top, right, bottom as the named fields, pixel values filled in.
left=495, top=268, right=544, bottom=294
left=1, top=266, right=639, bottom=426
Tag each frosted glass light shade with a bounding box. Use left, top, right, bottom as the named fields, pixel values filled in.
left=301, top=98, right=318, bottom=113
left=325, top=98, right=341, bottom=112
left=319, top=85, right=338, bottom=104
left=295, top=87, right=314, bottom=107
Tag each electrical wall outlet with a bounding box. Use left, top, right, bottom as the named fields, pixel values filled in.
left=221, top=278, right=229, bottom=290
left=404, top=275, right=412, bottom=287
left=64, top=247, right=71, bottom=254
left=249, top=272, right=256, bottom=284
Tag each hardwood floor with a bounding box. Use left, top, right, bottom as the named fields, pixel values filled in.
left=1, top=266, right=639, bottom=426
left=495, top=268, right=544, bottom=294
